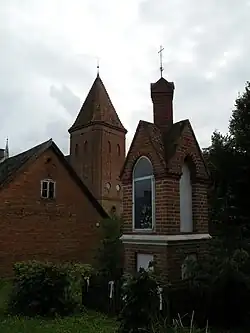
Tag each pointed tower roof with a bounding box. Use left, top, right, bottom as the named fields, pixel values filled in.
left=69, top=74, right=127, bottom=133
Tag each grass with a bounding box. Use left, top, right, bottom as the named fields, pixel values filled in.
left=0, top=280, right=117, bottom=332
left=0, top=279, right=246, bottom=333
left=0, top=312, right=117, bottom=333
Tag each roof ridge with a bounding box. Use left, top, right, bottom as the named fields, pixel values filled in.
left=6, top=138, right=52, bottom=161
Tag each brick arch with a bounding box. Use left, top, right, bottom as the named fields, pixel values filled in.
left=130, top=153, right=157, bottom=179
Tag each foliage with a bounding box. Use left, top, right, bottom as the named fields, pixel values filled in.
left=0, top=279, right=12, bottom=315
left=189, top=237, right=250, bottom=328
left=95, top=217, right=123, bottom=280
left=118, top=269, right=160, bottom=333
left=205, top=81, right=250, bottom=242
left=8, top=260, right=93, bottom=317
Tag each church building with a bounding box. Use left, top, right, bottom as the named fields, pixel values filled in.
left=0, top=63, right=210, bottom=281
left=68, top=73, right=127, bottom=215
left=120, top=75, right=211, bottom=283
left=0, top=73, right=126, bottom=276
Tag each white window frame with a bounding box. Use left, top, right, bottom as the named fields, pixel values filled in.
left=40, top=179, right=56, bottom=199
left=132, top=157, right=155, bottom=232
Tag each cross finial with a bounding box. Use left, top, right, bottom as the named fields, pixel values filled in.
left=97, top=57, right=100, bottom=76
left=158, top=45, right=164, bottom=78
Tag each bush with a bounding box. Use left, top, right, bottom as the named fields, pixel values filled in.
left=118, top=269, right=160, bottom=333
left=9, top=261, right=93, bottom=317
left=189, top=239, right=250, bottom=328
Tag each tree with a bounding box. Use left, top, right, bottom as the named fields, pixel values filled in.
left=95, top=216, right=123, bottom=280
left=205, top=81, right=250, bottom=246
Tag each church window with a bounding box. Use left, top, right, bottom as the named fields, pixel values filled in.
left=180, top=163, right=193, bottom=232
left=117, top=144, right=121, bottom=156
left=75, top=144, right=79, bottom=156
left=108, top=141, right=111, bottom=153
left=133, top=156, right=155, bottom=230
left=41, top=179, right=56, bottom=199
left=84, top=141, right=88, bottom=152
left=137, top=253, right=154, bottom=272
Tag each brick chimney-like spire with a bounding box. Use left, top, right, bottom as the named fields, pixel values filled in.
left=151, top=77, right=175, bottom=132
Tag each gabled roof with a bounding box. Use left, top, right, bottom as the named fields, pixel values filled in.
left=69, top=74, right=127, bottom=133
left=0, top=139, right=52, bottom=186
left=0, top=139, right=108, bottom=219
left=120, top=120, right=167, bottom=178
left=120, top=118, right=209, bottom=179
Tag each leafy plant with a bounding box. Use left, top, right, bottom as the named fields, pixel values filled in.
left=118, top=269, right=160, bottom=333
left=95, top=217, right=123, bottom=280
left=8, top=261, right=93, bottom=317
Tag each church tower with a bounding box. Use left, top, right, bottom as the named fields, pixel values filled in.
left=68, top=74, right=127, bottom=215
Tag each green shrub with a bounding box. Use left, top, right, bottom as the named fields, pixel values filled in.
left=118, top=269, right=160, bottom=333
left=8, top=261, right=93, bottom=317
left=0, top=279, right=12, bottom=316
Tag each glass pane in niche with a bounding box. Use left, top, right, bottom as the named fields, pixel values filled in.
left=134, top=178, right=152, bottom=229
left=134, top=158, right=153, bottom=179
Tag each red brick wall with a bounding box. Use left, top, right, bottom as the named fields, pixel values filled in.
left=70, top=124, right=125, bottom=215
left=124, top=240, right=209, bottom=284
left=121, top=120, right=209, bottom=281
left=122, top=122, right=209, bottom=235
left=0, top=147, right=103, bottom=277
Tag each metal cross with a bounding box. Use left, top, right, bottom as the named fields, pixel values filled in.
left=97, top=57, right=100, bottom=76
left=158, top=45, right=164, bottom=77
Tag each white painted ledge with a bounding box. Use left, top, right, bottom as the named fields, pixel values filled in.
left=120, top=233, right=212, bottom=246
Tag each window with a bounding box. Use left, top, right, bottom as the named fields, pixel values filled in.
left=181, top=254, right=197, bottom=280
left=75, top=144, right=79, bottom=156
left=41, top=180, right=56, bottom=199
left=133, top=157, right=154, bottom=230
left=137, top=253, right=154, bottom=272
left=117, top=144, right=121, bottom=156
left=108, top=141, right=111, bottom=153
left=180, top=163, right=193, bottom=232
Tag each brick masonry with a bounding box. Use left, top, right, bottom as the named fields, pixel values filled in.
left=0, top=147, right=104, bottom=277
left=70, top=124, right=125, bottom=215
left=124, top=240, right=209, bottom=284
left=121, top=78, right=210, bottom=283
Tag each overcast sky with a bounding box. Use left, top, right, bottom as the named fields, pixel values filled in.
left=1, top=1, right=250, bottom=156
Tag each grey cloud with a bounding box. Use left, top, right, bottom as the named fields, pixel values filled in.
left=0, top=3, right=93, bottom=154
left=137, top=0, right=250, bottom=148
left=50, top=85, right=81, bottom=116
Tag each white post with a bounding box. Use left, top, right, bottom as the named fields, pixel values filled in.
left=109, top=281, right=115, bottom=299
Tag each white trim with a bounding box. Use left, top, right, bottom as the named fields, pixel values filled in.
left=132, top=156, right=155, bottom=232
left=40, top=179, right=56, bottom=199
left=134, top=175, right=152, bottom=182
left=120, top=233, right=212, bottom=246
left=133, top=156, right=153, bottom=178
left=132, top=176, right=155, bottom=231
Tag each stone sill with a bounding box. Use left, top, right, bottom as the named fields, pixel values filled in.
left=120, top=233, right=212, bottom=246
